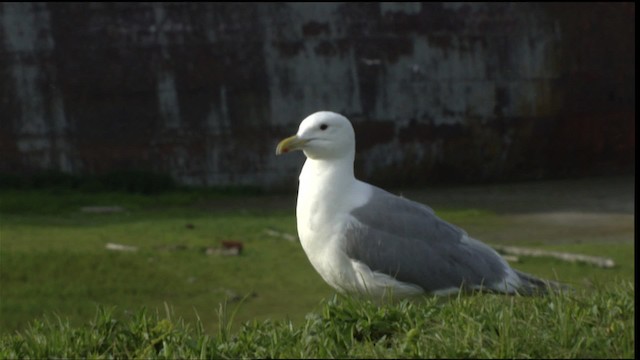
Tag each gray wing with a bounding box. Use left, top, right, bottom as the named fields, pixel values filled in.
left=344, top=186, right=509, bottom=293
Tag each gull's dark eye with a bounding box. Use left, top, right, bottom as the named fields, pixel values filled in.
left=320, top=124, right=328, bottom=131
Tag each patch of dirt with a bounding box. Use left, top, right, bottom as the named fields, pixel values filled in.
left=510, top=212, right=633, bottom=228
left=401, top=176, right=634, bottom=215
left=401, top=176, right=635, bottom=245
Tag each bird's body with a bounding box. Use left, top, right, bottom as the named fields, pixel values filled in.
left=276, top=111, right=562, bottom=299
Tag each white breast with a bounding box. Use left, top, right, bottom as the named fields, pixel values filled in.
left=296, top=163, right=425, bottom=298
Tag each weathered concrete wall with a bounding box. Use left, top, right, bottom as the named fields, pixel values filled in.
left=0, top=3, right=634, bottom=188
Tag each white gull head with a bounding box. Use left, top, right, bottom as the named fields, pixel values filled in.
left=276, top=111, right=355, bottom=160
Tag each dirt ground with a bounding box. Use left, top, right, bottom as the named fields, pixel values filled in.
left=402, top=175, right=635, bottom=245
left=403, top=176, right=634, bottom=214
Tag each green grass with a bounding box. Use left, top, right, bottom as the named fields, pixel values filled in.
left=0, top=188, right=635, bottom=358
left=0, top=283, right=634, bottom=358
left=0, top=189, right=333, bottom=337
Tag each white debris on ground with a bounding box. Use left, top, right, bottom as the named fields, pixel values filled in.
left=105, top=242, right=138, bottom=252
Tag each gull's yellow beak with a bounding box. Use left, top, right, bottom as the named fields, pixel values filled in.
left=275, top=135, right=309, bottom=155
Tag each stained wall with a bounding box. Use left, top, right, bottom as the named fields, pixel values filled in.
left=0, top=3, right=634, bottom=187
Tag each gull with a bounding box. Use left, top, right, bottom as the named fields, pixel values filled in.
left=276, top=111, right=564, bottom=299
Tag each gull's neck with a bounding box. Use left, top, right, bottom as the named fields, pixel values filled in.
left=298, top=154, right=356, bottom=215
left=300, top=156, right=354, bottom=186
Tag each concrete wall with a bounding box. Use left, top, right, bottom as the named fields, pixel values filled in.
left=0, top=3, right=634, bottom=188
